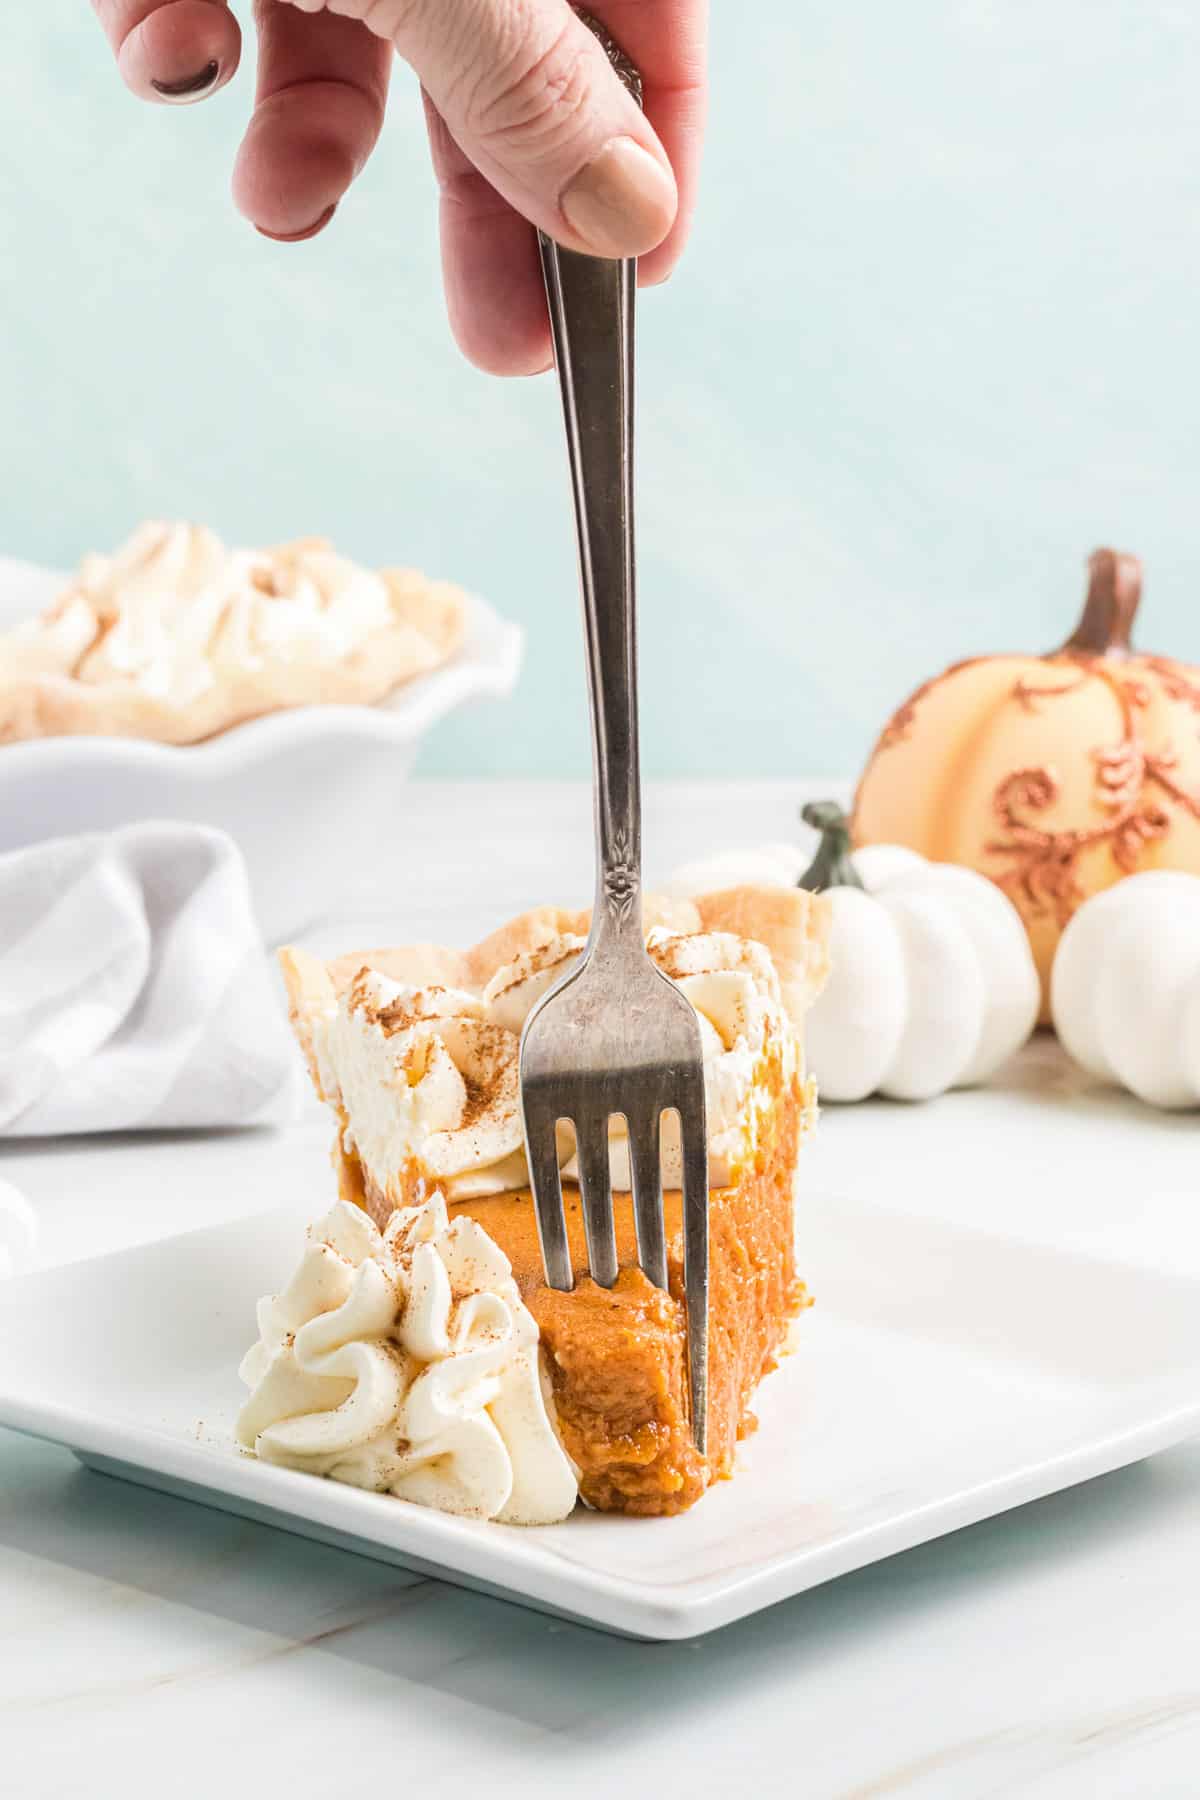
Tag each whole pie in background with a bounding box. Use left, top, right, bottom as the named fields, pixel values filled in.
left=0, top=521, right=467, bottom=745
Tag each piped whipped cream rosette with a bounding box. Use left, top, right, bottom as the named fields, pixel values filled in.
left=300, top=923, right=803, bottom=1213
left=237, top=1197, right=578, bottom=1525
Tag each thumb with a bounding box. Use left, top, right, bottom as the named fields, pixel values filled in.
left=376, top=0, right=677, bottom=257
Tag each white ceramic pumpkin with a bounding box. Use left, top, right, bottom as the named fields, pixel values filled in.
left=665, top=843, right=810, bottom=894
left=1050, top=871, right=1200, bottom=1109
left=665, top=804, right=1041, bottom=1103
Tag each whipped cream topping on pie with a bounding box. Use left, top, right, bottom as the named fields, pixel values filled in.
left=481, top=934, right=586, bottom=1034
left=74, top=525, right=402, bottom=702
left=321, top=972, right=530, bottom=1202
left=237, top=1196, right=578, bottom=1525
left=639, top=928, right=797, bottom=1187
left=0, top=521, right=466, bottom=744
left=304, top=924, right=802, bottom=1205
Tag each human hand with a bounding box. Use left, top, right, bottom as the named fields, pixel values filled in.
left=90, top=2, right=706, bottom=375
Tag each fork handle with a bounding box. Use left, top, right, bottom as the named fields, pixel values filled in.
left=538, top=232, right=642, bottom=949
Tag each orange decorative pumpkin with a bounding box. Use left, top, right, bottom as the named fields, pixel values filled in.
left=852, top=550, right=1200, bottom=1018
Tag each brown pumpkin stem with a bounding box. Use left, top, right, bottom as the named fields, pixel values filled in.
left=798, top=801, right=864, bottom=892
left=1062, top=548, right=1142, bottom=657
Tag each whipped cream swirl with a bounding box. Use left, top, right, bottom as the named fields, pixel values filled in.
left=237, top=1197, right=578, bottom=1525
left=311, top=928, right=799, bottom=1205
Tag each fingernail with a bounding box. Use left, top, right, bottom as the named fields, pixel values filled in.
left=151, top=60, right=221, bottom=103
left=255, top=204, right=338, bottom=245
left=559, top=137, right=676, bottom=258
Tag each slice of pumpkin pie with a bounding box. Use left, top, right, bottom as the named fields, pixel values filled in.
left=270, top=887, right=830, bottom=1519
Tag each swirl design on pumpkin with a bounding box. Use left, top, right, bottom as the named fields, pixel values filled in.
left=1144, top=656, right=1200, bottom=713
left=876, top=657, right=984, bottom=748
left=987, top=657, right=1200, bottom=923
left=1012, top=673, right=1088, bottom=710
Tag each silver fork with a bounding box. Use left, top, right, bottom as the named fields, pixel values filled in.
left=519, top=45, right=711, bottom=1454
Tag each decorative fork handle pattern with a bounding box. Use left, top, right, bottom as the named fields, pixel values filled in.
left=536, top=231, right=642, bottom=945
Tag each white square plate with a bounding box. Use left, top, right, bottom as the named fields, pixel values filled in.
left=1, top=1191, right=1198, bottom=1641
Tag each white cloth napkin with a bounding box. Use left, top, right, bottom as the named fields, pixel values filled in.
left=0, top=1180, right=36, bottom=1276
left=0, top=823, right=301, bottom=1135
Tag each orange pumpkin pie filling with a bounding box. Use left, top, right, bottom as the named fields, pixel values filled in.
left=279, top=886, right=830, bottom=1518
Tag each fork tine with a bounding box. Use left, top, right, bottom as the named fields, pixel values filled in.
left=676, top=1082, right=710, bottom=1458
left=575, top=1112, right=618, bottom=1289
left=525, top=1112, right=573, bottom=1292
left=627, top=1107, right=666, bottom=1292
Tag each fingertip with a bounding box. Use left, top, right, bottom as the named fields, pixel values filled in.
left=635, top=78, right=706, bottom=285
left=557, top=136, right=678, bottom=261
left=255, top=203, right=339, bottom=245
left=440, top=202, right=553, bottom=378
left=636, top=257, right=676, bottom=291
left=447, top=287, right=553, bottom=377
left=118, top=1, right=241, bottom=104
left=232, top=82, right=375, bottom=239
left=457, top=333, right=554, bottom=380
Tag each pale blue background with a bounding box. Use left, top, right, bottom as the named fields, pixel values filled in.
left=3, top=4, right=1200, bottom=778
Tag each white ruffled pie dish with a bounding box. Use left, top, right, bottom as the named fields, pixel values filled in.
left=0, top=554, right=523, bottom=944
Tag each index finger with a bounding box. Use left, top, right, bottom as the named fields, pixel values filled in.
left=90, top=0, right=242, bottom=102
left=585, top=0, right=708, bottom=282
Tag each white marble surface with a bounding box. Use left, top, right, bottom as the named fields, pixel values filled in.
left=2, top=781, right=1199, bottom=1798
